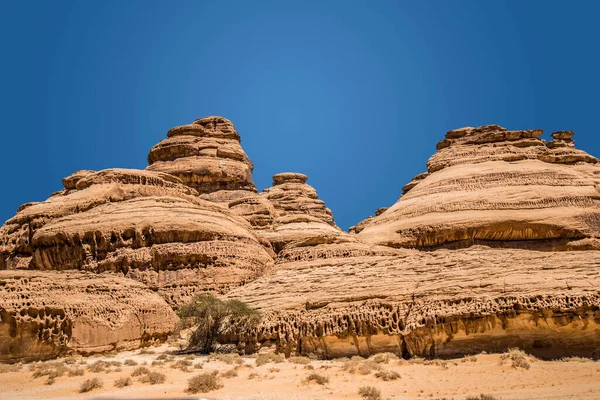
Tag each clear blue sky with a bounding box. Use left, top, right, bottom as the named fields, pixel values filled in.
left=1, top=1, right=599, bottom=230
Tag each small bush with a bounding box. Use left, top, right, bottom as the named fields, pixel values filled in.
left=501, top=348, right=531, bottom=370
left=123, top=359, right=138, bottom=366
left=213, top=353, right=243, bottom=365
left=465, top=395, right=499, bottom=400
left=45, top=377, right=56, bottom=385
left=114, top=377, right=133, bottom=388
left=359, top=386, right=382, bottom=400
left=0, top=364, right=21, bottom=373
left=461, top=355, right=477, bottom=363
left=171, top=359, right=193, bottom=372
left=68, top=368, right=85, bottom=377
left=248, top=372, right=259, bottom=379
left=194, top=363, right=204, bottom=369
left=185, top=355, right=196, bottom=360
left=304, top=372, right=329, bottom=385
left=221, top=368, right=238, bottom=378
left=255, top=353, right=285, bottom=366
left=131, top=366, right=150, bottom=377
left=79, top=378, right=103, bottom=393
left=155, top=354, right=168, bottom=360
left=32, top=362, right=68, bottom=379
left=288, top=356, right=311, bottom=365
left=370, top=353, right=397, bottom=364
left=140, top=371, right=166, bottom=385
left=138, top=349, right=155, bottom=355
left=186, top=372, right=223, bottom=393
left=374, top=370, right=400, bottom=381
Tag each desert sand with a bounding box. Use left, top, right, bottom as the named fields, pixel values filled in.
left=1, top=341, right=598, bottom=400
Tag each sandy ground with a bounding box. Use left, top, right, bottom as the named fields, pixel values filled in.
left=1, top=344, right=599, bottom=400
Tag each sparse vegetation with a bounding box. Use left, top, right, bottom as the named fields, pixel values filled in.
left=0, top=364, right=21, bottom=373
left=304, top=372, right=329, bottom=385
left=140, top=371, right=166, bottom=385
left=255, top=353, right=285, bottom=366
left=248, top=372, right=259, bottom=379
left=501, top=348, right=532, bottom=370
left=171, top=359, right=194, bottom=372
left=370, top=353, right=398, bottom=364
left=45, top=376, right=56, bottom=385
left=32, top=362, right=68, bottom=379
left=213, top=353, right=244, bottom=365
left=178, top=294, right=260, bottom=354
left=465, top=395, right=499, bottom=400
left=114, top=377, right=133, bottom=388
left=374, top=370, right=401, bottom=381
left=288, top=356, right=311, bottom=365
left=123, top=359, right=138, bottom=366
left=221, top=368, right=239, bottom=378
left=68, top=368, right=85, bottom=376
left=359, top=386, right=382, bottom=400
left=138, top=349, right=155, bottom=355
left=79, top=377, right=103, bottom=393
left=186, top=371, right=223, bottom=393
left=131, top=366, right=150, bottom=377
left=87, top=360, right=121, bottom=373
left=156, top=354, right=168, bottom=360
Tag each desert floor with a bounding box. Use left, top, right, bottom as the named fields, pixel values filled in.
left=1, top=343, right=599, bottom=400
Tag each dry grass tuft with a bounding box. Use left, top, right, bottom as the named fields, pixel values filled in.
left=32, top=362, right=68, bottom=379
left=500, top=348, right=532, bottom=370
left=186, top=371, right=223, bottom=393
left=138, top=349, right=155, bottom=355
left=304, top=372, right=329, bottom=385
left=358, top=386, right=382, bottom=400
left=461, top=355, right=478, bottom=363
left=221, top=368, right=239, bottom=378
left=114, top=377, right=133, bottom=388
left=131, top=366, right=151, bottom=377
left=288, top=356, right=311, bottom=365
left=68, top=368, right=85, bottom=377
left=465, top=395, right=499, bottom=400
left=0, top=364, right=21, bottom=373
left=123, top=359, right=138, bottom=366
left=171, top=360, right=193, bottom=372
left=370, top=353, right=398, bottom=364
left=79, top=377, right=103, bottom=393
left=140, top=371, right=166, bottom=385
left=212, top=353, right=244, bottom=365
left=248, top=372, right=259, bottom=379
left=342, top=357, right=381, bottom=375
left=255, top=353, right=285, bottom=366
left=374, top=370, right=401, bottom=381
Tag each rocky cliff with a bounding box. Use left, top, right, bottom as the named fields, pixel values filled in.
left=1, top=120, right=599, bottom=362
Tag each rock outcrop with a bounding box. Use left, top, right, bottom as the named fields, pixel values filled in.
left=2, top=120, right=599, bottom=363
left=0, top=270, right=177, bottom=363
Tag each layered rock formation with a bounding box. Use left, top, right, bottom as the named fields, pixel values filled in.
left=2, top=120, right=599, bottom=362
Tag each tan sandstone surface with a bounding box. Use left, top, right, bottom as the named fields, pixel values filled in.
left=1, top=118, right=599, bottom=372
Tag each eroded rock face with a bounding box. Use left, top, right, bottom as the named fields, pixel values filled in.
left=0, top=270, right=177, bottom=363
left=146, top=116, right=256, bottom=193
left=228, top=247, right=600, bottom=359
left=357, top=126, right=600, bottom=250
left=258, top=172, right=342, bottom=252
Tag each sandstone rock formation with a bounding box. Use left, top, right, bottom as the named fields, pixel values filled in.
left=0, top=270, right=176, bottom=363
left=2, top=120, right=599, bottom=363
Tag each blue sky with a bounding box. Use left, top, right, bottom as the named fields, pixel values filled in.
left=1, top=0, right=599, bottom=230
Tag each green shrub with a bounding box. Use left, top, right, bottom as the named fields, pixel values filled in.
left=177, top=294, right=260, bottom=354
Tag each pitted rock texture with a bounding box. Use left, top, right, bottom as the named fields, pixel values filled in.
left=227, top=247, right=600, bottom=359
left=258, top=172, right=342, bottom=252
left=147, top=116, right=256, bottom=193
left=0, top=270, right=177, bottom=362
left=357, top=126, right=600, bottom=250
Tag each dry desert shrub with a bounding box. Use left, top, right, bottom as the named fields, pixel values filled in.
left=500, top=348, right=531, bottom=370
left=138, top=349, right=155, bottom=355
left=79, top=377, right=103, bottom=393
left=248, top=372, right=259, bottom=379
left=221, top=368, right=239, bottom=378
left=304, top=372, right=329, bottom=385
left=155, top=354, right=168, bottom=360
left=45, top=376, right=56, bottom=385
left=213, top=353, right=244, bottom=365
left=131, top=366, right=150, bottom=377
left=255, top=353, right=285, bottom=366
left=461, top=355, right=478, bottom=363
left=114, top=377, right=132, bottom=388
left=64, top=357, right=78, bottom=365
left=374, top=370, right=401, bottom=381
left=123, top=359, right=138, bottom=366
left=288, top=356, right=311, bottom=365
left=68, top=368, right=85, bottom=377
left=0, top=364, right=21, bottom=373
left=185, top=355, right=196, bottom=360
left=358, top=386, right=382, bottom=400
left=304, top=364, right=315, bottom=370
left=268, top=367, right=280, bottom=373
left=560, top=356, right=592, bottom=363
left=370, top=352, right=398, bottom=364
left=32, top=362, right=68, bottom=379
left=341, top=357, right=381, bottom=375
left=465, top=395, right=499, bottom=400
left=140, top=371, right=166, bottom=385
left=87, top=360, right=121, bottom=373
left=186, top=371, right=223, bottom=393
left=409, top=357, right=425, bottom=364
left=194, top=363, right=204, bottom=369
left=171, top=359, right=193, bottom=372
